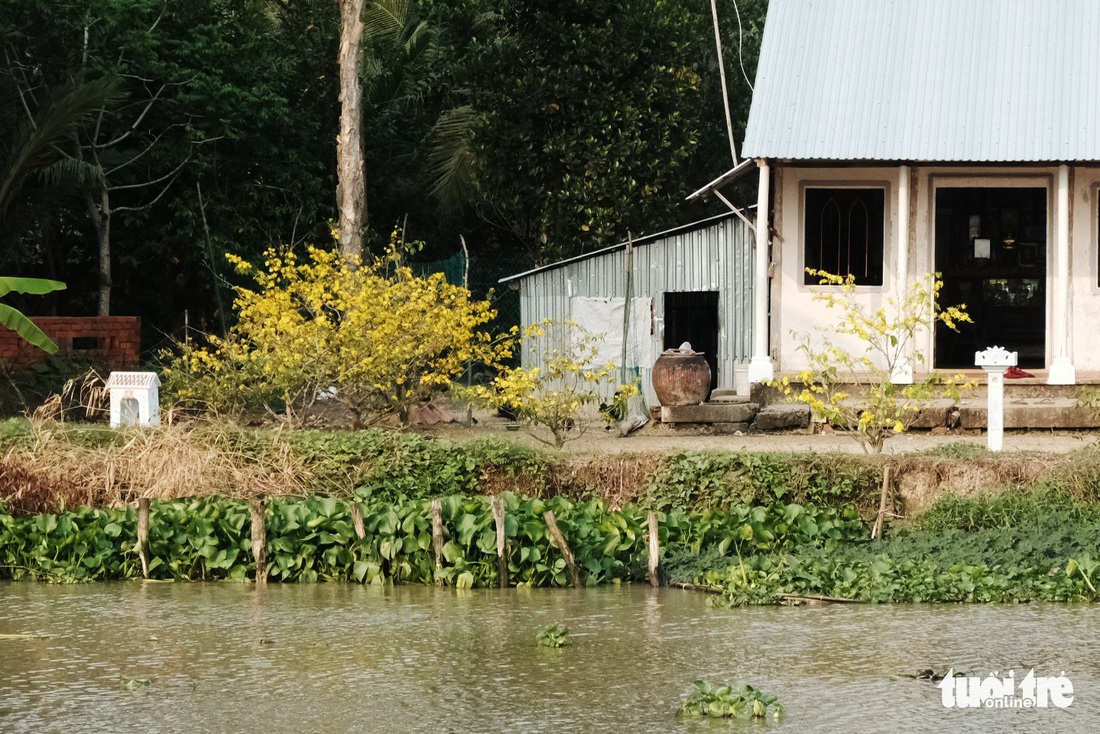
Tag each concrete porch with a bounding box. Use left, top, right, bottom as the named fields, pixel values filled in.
left=653, top=371, right=1100, bottom=432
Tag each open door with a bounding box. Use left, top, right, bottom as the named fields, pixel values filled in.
left=663, top=291, right=719, bottom=391
left=934, top=187, right=1047, bottom=369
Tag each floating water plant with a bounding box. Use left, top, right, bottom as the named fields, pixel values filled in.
left=679, top=679, right=784, bottom=721
left=536, top=623, right=569, bottom=648
left=120, top=676, right=154, bottom=690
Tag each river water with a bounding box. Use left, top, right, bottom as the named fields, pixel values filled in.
left=0, top=583, right=1095, bottom=733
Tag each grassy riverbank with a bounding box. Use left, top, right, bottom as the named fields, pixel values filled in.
left=678, top=489, right=1100, bottom=605
left=3, top=419, right=1100, bottom=603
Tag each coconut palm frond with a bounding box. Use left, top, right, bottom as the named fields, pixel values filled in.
left=428, top=105, right=480, bottom=215
left=0, top=76, right=124, bottom=218
left=363, top=0, right=409, bottom=42
left=38, top=157, right=104, bottom=190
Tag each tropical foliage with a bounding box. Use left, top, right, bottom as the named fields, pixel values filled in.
left=1, top=0, right=766, bottom=339
left=0, top=277, right=66, bottom=353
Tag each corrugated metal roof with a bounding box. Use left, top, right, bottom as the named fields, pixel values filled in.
left=499, top=213, right=737, bottom=283
left=742, top=0, right=1100, bottom=162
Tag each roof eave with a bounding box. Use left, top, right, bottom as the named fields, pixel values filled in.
left=685, top=158, right=757, bottom=202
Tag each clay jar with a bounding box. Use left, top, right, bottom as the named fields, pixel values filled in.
left=652, top=347, right=711, bottom=406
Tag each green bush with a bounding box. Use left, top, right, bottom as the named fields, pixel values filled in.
left=0, top=494, right=866, bottom=586
left=644, top=451, right=880, bottom=511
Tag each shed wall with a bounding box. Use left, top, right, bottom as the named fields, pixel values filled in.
left=515, top=217, right=754, bottom=405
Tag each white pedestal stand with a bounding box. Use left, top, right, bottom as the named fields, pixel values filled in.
left=974, top=347, right=1017, bottom=452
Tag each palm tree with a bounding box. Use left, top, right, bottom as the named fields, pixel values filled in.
left=0, top=76, right=122, bottom=232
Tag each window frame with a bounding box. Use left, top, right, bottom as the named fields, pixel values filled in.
left=801, top=185, right=888, bottom=287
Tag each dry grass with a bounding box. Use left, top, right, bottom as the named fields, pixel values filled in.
left=887, top=450, right=1061, bottom=516
left=546, top=453, right=666, bottom=509
left=1, top=419, right=308, bottom=514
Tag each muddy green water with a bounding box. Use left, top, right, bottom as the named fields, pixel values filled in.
left=0, top=583, right=1096, bottom=733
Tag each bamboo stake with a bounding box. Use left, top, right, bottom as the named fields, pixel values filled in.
left=250, top=498, right=267, bottom=584
left=871, top=466, right=892, bottom=540
left=137, top=497, right=150, bottom=579
left=350, top=502, right=366, bottom=540
left=491, top=495, right=509, bottom=588
left=544, top=511, right=581, bottom=588
left=646, top=512, right=661, bottom=587
left=431, top=499, right=444, bottom=585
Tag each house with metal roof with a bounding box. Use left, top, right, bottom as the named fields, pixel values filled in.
left=693, top=0, right=1100, bottom=386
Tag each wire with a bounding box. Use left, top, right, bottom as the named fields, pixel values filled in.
left=732, top=0, right=754, bottom=93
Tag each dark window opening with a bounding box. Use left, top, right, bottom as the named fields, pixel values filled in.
left=804, top=187, right=885, bottom=285
left=72, top=336, right=100, bottom=351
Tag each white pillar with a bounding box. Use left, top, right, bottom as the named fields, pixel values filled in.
left=976, top=346, right=1017, bottom=453
left=1048, top=164, right=1075, bottom=385
left=747, top=159, right=774, bottom=383
left=986, top=369, right=1007, bottom=452
left=891, top=165, right=913, bottom=384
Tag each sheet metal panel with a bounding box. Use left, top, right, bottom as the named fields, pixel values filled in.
left=516, top=217, right=754, bottom=405
left=743, top=0, right=1100, bottom=162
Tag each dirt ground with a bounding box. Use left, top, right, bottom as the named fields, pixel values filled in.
left=419, top=406, right=1100, bottom=456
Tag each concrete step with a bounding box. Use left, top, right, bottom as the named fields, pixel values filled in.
left=660, top=402, right=759, bottom=424
left=958, top=397, right=1100, bottom=429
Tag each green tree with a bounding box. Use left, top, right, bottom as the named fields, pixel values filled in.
left=420, top=0, right=717, bottom=260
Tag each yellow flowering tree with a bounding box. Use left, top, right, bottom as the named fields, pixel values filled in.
left=165, top=244, right=507, bottom=426
left=463, top=320, right=637, bottom=448
left=772, top=270, right=975, bottom=454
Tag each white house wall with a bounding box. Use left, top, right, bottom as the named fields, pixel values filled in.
left=516, top=217, right=755, bottom=405
left=774, top=166, right=901, bottom=372
left=773, top=164, right=1100, bottom=376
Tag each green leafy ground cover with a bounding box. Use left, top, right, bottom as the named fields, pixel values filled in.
left=687, top=490, right=1100, bottom=606
left=0, top=494, right=861, bottom=585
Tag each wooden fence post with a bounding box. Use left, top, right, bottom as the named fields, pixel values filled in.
left=491, top=495, right=509, bottom=587
left=647, top=512, right=661, bottom=587
left=872, top=466, right=892, bottom=541
left=137, top=497, right=151, bottom=579
left=350, top=502, right=366, bottom=540
left=250, top=498, right=267, bottom=584
left=431, top=499, right=444, bottom=585
left=544, top=510, right=581, bottom=588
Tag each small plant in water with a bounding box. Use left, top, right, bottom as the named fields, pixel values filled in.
left=536, top=623, right=570, bottom=648
left=679, top=679, right=784, bottom=721
left=120, top=676, right=154, bottom=690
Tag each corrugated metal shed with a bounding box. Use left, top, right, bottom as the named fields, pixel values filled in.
left=501, top=215, right=755, bottom=405
left=742, top=0, right=1100, bottom=162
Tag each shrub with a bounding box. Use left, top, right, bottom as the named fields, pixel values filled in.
left=773, top=271, right=975, bottom=454
left=163, top=242, right=508, bottom=426
left=463, top=320, right=636, bottom=448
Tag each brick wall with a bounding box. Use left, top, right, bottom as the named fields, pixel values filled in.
left=0, top=316, right=141, bottom=369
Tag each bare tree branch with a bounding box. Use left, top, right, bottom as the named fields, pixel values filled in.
left=103, top=84, right=165, bottom=149
left=109, top=153, right=190, bottom=196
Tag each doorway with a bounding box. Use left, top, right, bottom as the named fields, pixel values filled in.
left=663, top=291, right=719, bottom=391
left=934, top=187, right=1047, bottom=369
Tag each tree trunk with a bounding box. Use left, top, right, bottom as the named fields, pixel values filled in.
left=86, top=189, right=111, bottom=316
left=337, top=0, right=367, bottom=259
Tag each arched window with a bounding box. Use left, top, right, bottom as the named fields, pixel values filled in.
left=804, top=187, right=885, bottom=285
